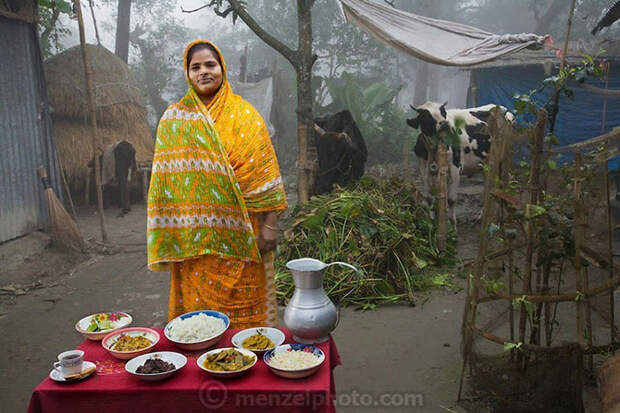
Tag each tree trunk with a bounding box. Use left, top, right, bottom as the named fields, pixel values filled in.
left=295, top=0, right=315, bottom=203
left=73, top=0, right=107, bottom=243
left=114, top=0, right=131, bottom=63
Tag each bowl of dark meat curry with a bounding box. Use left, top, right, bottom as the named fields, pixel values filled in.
left=125, top=351, right=187, bottom=381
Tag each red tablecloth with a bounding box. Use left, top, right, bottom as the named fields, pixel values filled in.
left=28, top=329, right=340, bottom=413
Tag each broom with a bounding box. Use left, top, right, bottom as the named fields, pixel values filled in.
left=37, top=166, right=84, bottom=252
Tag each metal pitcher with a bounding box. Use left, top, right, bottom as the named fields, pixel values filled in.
left=284, top=258, right=358, bottom=344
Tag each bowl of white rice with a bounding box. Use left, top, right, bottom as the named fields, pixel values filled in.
left=164, top=310, right=229, bottom=351
left=263, top=344, right=325, bottom=379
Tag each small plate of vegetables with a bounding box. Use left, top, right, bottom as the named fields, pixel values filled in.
left=75, top=312, right=133, bottom=341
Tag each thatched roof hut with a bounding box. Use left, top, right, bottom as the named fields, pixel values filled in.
left=45, top=44, right=153, bottom=189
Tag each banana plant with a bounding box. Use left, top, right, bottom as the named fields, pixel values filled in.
left=324, top=72, right=403, bottom=137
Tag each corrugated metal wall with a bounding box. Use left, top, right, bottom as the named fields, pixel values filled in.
left=0, top=15, right=62, bottom=243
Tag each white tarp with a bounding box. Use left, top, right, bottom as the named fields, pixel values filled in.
left=233, top=77, right=275, bottom=135
left=337, top=0, right=548, bottom=67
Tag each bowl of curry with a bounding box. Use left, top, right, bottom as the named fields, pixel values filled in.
left=231, top=327, right=285, bottom=355
left=197, top=347, right=257, bottom=378
left=102, top=327, right=160, bottom=360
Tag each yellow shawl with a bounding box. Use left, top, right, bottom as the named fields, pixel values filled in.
left=147, top=40, right=287, bottom=271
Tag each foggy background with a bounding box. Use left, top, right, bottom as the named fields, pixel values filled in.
left=40, top=0, right=620, bottom=178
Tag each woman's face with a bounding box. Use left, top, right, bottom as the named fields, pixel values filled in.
left=188, top=48, right=223, bottom=101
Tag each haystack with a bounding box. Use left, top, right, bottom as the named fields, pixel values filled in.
left=45, top=44, right=153, bottom=190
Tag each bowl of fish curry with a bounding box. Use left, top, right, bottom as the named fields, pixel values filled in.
left=197, top=347, right=257, bottom=378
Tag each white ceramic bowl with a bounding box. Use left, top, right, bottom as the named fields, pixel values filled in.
left=197, top=347, right=257, bottom=378
left=125, top=351, right=187, bottom=381
left=75, top=312, right=133, bottom=341
left=231, top=327, right=285, bottom=355
left=102, top=327, right=160, bottom=360
left=263, top=344, right=325, bottom=379
left=164, top=310, right=229, bottom=351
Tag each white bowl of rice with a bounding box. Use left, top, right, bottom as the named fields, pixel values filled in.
left=164, top=310, right=229, bottom=351
left=263, top=344, right=325, bottom=379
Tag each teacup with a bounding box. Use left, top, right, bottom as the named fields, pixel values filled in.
left=53, top=350, right=84, bottom=376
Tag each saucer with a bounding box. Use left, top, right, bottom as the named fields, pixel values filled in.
left=49, top=361, right=96, bottom=382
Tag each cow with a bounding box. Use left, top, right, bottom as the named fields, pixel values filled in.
left=313, top=110, right=368, bottom=195
left=406, top=101, right=514, bottom=229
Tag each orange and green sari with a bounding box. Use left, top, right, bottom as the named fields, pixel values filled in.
left=147, top=40, right=287, bottom=328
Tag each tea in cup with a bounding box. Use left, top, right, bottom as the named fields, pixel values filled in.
left=53, top=350, right=84, bottom=376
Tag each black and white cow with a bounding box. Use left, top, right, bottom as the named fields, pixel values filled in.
left=406, top=101, right=514, bottom=228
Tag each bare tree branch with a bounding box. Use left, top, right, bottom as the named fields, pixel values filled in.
left=40, top=6, right=61, bottom=46
left=181, top=3, right=212, bottom=13
left=183, top=0, right=298, bottom=66
left=383, top=0, right=395, bottom=7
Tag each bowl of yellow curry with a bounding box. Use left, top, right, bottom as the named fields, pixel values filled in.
left=102, top=327, right=160, bottom=360
left=197, top=347, right=257, bottom=378
left=231, top=327, right=285, bottom=355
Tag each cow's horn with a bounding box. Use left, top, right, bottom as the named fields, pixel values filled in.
left=313, top=123, right=327, bottom=136
left=409, top=105, right=420, bottom=113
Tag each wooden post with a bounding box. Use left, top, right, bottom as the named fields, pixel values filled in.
left=574, top=153, right=585, bottom=350
left=88, top=0, right=101, bottom=45
left=549, top=0, right=576, bottom=135
left=84, top=166, right=90, bottom=206
left=458, top=111, right=502, bottom=400
left=520, top=110, right=546, bottom=350
left=605, top=160, right=616, bottom=343
left=73, top=0, right=108, bottom=243
left=436, top=143, right=448, bottom=251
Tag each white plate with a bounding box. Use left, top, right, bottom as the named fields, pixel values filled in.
left=231, top=327, right=285, bottom=355
left=125, top=351, right=187, bottom=381
left=49, top=361, right=96, bottom=382
left=75, top=312, right=133, bottom=341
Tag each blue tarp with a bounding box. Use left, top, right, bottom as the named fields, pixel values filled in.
left=476, top=64, right=620, bottom=169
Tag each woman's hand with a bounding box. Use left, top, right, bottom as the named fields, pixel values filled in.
left=258, top=224, right=278, bottom=253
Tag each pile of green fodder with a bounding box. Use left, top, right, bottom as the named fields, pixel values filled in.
left=275, top=176, right=457, bottom=309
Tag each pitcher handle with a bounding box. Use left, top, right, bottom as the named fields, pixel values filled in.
left=325, top=261, right=359, bottom=273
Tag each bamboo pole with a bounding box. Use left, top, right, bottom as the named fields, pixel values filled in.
left=573, top=152, right=586, bottom=413
left=549, top=0, right=576, bottom=136
left=73, top=0, right=108, bottom=243
left=519, top=111, right=546, bottom=352
left=574, top=153, right=585, bottom=348
left=605, top=160, right=616, bottom=344
left=458, top=112, right=501, bottom=400
left=88, top=0, right=101, bottom=45
left=436, top=143, right=448, bottom=251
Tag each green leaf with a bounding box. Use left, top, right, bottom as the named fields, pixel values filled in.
left=525, top=204, right=546, bottom=218
left=547, top=160, right=557, bottom=170
left=543, top=76, right=559, bottom=86
left=39, top=0, right=72, bottom=13
left=503, top=341, right=523, bottom=352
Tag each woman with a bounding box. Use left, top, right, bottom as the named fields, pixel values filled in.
left=147, top=40, right=287, bottom=329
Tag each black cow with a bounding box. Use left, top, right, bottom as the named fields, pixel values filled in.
left=92, top=140, right=137, bottom=216
left=313, top=110, right=367, bottom=194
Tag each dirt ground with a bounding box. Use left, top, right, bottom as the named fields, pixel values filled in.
left=0, top=177, right=613, bottom=412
